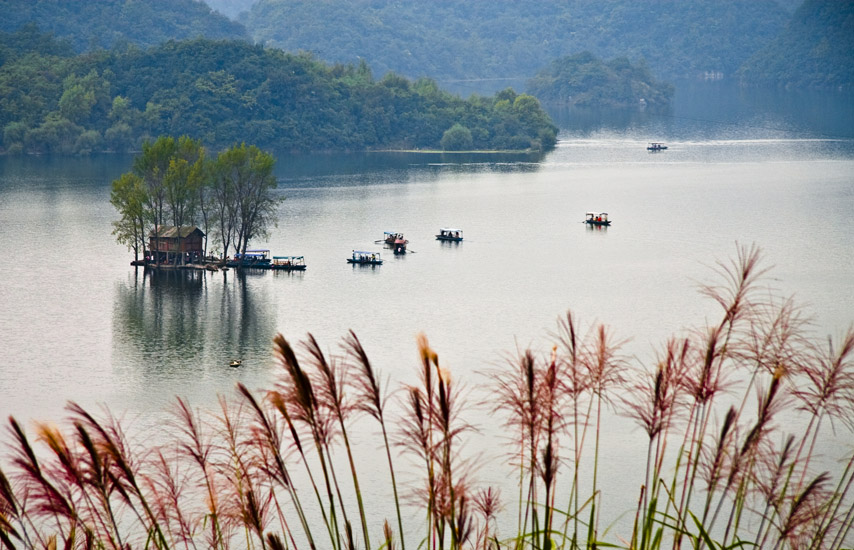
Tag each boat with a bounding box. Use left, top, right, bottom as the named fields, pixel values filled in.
left=383, top=232, right=408, bottom=254
left=392, top=238, right=407, bottom=255
left=226, top=249, right=272, bottom=268
left=436, top=228, right=463, bottom=242
left=347, top=250, right=383, bottom=265
left=384, top=231, right=405, bottom=245
left=271, top=255, right=307, bottom=271
left=229, top=359, right=242, bottom=368
left=585, top=212, right=611, bottom=226
left=647, top=142, right=668, bottom=151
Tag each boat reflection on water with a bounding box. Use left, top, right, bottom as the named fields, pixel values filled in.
left=585, top=223, right=609, bottom=233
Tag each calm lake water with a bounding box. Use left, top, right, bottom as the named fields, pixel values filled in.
left=1, top=83, right=853, bottom=540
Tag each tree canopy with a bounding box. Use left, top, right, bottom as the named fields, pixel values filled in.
left=112, top=137, right=282, bottom=263
left=0, top=35, right=557, bottom=155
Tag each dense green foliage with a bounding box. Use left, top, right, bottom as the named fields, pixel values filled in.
left=738, top=0, right=854, bottom=89
left=112, top=137, right=281, bottom=262
left=245, top=0, right=788, bottom=82
left=440, top=123, right=473, bottom=151
left=0, top=0, right=248, bottom=51
left=527, top=52, right=674, bottom=109
left=0, top=22, right=73, bottom=61
left=0, top=34, right=557, bottom=154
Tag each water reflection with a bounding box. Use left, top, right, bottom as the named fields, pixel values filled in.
left=585, top=223, right=609, bottom=234
left=547, top=105, right=656, bottom=135
left=276, top=150, right=546, bottom=187
left=349, top=263, right=383, bottom=272
left=271, top=269, right=306, bottom=280
left=544, top=81, right=854, bottom=141
left=112, top=267, right=279, bottom=380
left=0, top=153, right=133, bottom=186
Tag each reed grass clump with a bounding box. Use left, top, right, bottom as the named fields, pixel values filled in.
left=1, top=243, right=853, bottom=549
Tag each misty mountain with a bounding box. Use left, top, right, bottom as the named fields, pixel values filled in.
left=0, top=0, right=249, bottom=52
left=738, top=0, right=854, bottom=89
left=245, top=0, right=789, bottom=85
left=527, top=53, right=674, bottom=109
left=203, top=0, right=259, bottom=20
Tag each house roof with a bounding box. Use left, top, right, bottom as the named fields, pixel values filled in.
left=149, top=225, right=205, bottom=238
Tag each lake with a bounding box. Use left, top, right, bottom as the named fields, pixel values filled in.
left=1, top=82, right=853, bottom=543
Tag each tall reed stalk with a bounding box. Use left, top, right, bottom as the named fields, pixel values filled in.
left=1, top=245, right=853, bottom=550
left=345, top=329, right=406, bottom=550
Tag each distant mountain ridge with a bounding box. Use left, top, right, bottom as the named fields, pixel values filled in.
left=738, top=0, right=854, bottom=89
left=245, top=0, right=789, bottom=85
left=0, top=0, right=249, bottom=51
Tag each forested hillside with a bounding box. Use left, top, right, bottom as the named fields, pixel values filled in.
left=0, top=0, right=248, bottom=51
left=738, top=0, right=854, bottom=89
left=205, top=0, right=258, bottom=20
left=527, top=53, right=674, bottom=109
left=245, top=0, right=788, bottom=84
left=0, top=31, right=556, bottom=155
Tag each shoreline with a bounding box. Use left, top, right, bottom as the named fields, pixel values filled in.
left=0, top=147, right=548, bottom=157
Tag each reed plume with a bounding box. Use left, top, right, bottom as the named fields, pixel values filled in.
left=398, top=334, right=473, bottom=549
left=344, top=329, right=406, bottom=550
left=0, top=464, right=28, bottom=549
left=172, top=396, right=226, bottom=549
left=7, top=417, right=79, bottom=547
left=303, top=334, right=371, bottom=550
left=490, top=348, right=544, bottom=544
left=271, top=333, right=341, bottom=549
left=0, top=245, right=851, bottom=550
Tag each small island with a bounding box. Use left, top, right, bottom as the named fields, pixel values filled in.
left=527, top=51, right=674, bottom=110
left=111, top=137, right=282, bottom=267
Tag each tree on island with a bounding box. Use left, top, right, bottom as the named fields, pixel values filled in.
left=110, top=173, right=148, bottom=263
left=131, top=136, right=205, bottom=266
left=111, top=137, right=282, bottom=265
left=209, top=143, right=281, bottom=260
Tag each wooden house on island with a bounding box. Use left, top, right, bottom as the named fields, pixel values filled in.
left=147, top=225, right=205, bottom=265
